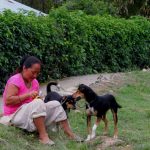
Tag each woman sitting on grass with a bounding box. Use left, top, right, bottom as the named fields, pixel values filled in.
left=0, top=55, right=82, bottom=145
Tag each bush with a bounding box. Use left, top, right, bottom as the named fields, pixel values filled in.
left=0, top=9, right=150, bottom=94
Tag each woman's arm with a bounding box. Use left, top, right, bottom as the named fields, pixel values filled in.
left=5, top=84, right=38, bottom=105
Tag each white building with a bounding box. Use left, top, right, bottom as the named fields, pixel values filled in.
left=0, top=0, right=46, bottom=15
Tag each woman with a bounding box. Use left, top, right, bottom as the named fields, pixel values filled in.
left=0, top=55, right=81, bottom=145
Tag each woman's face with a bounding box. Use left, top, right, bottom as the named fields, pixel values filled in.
left=23, top=63, right=41, bottom=82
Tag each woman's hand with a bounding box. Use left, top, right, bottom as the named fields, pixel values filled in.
left=28, top=91, right=38, bottom=99
left=5, top=84, right=39, bottom=105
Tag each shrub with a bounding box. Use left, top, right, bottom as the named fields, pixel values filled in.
left=0, top=9, right=150, bottom=94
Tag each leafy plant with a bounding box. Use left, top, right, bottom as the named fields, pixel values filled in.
left=0, top=9, right=150, bottom=94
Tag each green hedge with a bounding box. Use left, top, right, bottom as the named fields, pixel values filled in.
left=0, top=9, right=150, bottom=94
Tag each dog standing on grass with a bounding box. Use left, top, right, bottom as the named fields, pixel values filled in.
left=72, top=84, right=122, bottom=141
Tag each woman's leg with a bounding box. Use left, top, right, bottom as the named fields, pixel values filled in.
left=45, top=101, right=83, bottom=141
left=33, top=116, right=50, bottom=144
left=59, top=119, right=83, bottom=142
left=59, top=119, right=75, bottom=138
left=45, top=101, right=74, bottom=138
left=11, top=99, right=54, bottom=145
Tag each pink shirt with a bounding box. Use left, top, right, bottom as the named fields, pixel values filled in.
left=3, top=73, right=39, bottom=116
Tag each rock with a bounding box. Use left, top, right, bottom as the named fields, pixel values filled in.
left=96, top=136, right=125, bottom=150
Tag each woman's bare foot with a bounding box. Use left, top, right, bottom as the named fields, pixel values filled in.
left=70, top=134, right=84, bottom=142
left=39, top=134, right=55, bottom=145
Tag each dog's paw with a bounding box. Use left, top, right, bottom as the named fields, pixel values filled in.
left=51, top=127, right=57, bottom=132
left=85, top=135, right=91, bottom=141
left=113, top=135, right=118, bottom=139
left=51, top=125, right=59, bottom=132
left=91, top=133, right=96, bottom=139
left=85, top=134, right=96, bottom=141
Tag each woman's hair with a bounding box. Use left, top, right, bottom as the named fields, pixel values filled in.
left=16, top=55, right=41, bottom=73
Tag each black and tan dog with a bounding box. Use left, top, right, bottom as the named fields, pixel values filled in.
left=44, top=82, right=80, bottom=116
left=72, top=84, right=122, bottom=141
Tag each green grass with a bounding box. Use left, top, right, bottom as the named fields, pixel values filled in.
left=117, top=71, right=150, bottom=150
left=0, top=71, right=150, bottom=150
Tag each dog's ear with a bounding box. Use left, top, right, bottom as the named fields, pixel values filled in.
left=78, top=84, right=86, bottom=93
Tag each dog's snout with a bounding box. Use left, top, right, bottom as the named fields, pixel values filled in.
left=76, top=96, right=81, bottom=101
left=72, top=90, right=84, bottom=99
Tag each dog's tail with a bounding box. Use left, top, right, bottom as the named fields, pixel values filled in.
left=110, top=94, right=122, bottom=109
left=47, top=81, right=58, bottom=93
left=116, top=102, right=122, bottom=109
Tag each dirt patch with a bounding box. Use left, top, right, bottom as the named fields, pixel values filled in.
left=96, top=136, right=125, bottom=150
left=86, top=135, right=132, bottom=150
left=90, top=73, right=131, bottom=94
left=96, top=136, right=133, bottom=150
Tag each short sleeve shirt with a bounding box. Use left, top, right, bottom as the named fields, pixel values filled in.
left=3, top=73, right=39, bottom=115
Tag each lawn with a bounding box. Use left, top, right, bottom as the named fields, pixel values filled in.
left=0, top=71, right=150, bottom=150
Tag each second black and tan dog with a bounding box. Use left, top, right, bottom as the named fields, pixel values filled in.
left=44, top=82, right=81, bottom=116
left=72, top=84, right=122, bottom=141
